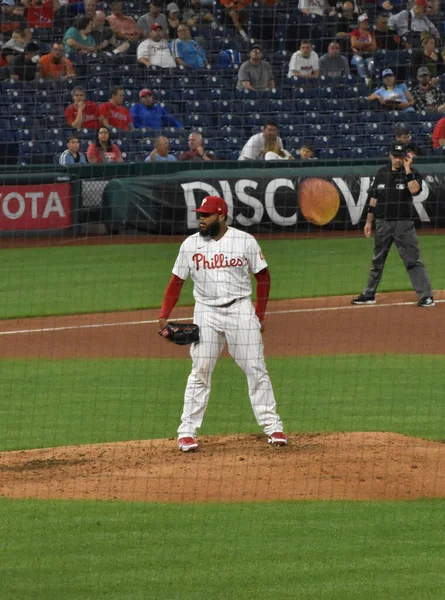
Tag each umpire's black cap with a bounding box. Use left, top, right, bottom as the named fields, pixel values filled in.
left=389, top=142, right=407, bottom=157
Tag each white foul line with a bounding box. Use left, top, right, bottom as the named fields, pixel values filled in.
left=0, top=299, right=442, bottom=337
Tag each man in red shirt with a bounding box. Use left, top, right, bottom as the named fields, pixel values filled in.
left=99, top=86, right=133, bottom=131
left=26, top=0, right=56, bottom=29
left=65, top=86, right=101, bottom=130
left=432, top=116, right=445, bottom=149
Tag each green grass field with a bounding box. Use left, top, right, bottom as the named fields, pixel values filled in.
left=1, top=355, right=444, bottom=451
left=1, top=498, right=445, bottom=600
left=0, top=236, right=444, bottom=318
left=1, top=236, right=444, bottom=599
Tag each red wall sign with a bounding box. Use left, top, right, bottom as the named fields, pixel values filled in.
left=0, top=183, right=72, bottom=230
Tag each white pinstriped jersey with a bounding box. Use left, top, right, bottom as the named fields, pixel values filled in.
left=172, top=227, right=268, bottom=306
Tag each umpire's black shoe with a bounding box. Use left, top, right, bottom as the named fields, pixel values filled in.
left=418, top=296, right=435, bottom=307
left=351, top=294, right=376, bottom=305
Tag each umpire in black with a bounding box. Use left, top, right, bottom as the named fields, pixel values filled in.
left=352, top=142, right=435, bottom=307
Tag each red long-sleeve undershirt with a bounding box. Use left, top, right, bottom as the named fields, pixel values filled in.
left=254, top=267, right=270, bottom=322
left=159, top=268, right=271, bottom=322
left=159, top=275, right=184, bottom=319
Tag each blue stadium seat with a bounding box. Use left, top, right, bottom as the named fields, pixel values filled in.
left=13, top=115, right=34, bottom=129
left=16, top=128, right=33, bottom=141
left=280, top=125, right=302, bottom=137
left=294, top=99, right=313, bottom=113
left=350, top=147, right=369, bottom=159
left=358, top=111, right=384, bottom=123
left=184, top=113, right=213, bottom=128
left=219, top=113, right=244, bottom=127
left=169, top=138, right=188, bottom=152
left=212, top=99, right=237, bottom=114
left=268, top=99, right=293, bottom=113
left=48, top=140, right=66, bottom=155
left=318, top=148, right=340, bottom=159
left=185, top=100, right=210, bottom=114
left=330, top=111, right=356, bottom=124
left=219, top=125, right=244, bottom=138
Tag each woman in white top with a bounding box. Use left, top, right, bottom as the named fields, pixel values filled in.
left=264, top=138, right=294, bottom=160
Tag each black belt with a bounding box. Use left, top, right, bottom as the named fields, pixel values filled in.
left=218, top=298, right=240, bottom=308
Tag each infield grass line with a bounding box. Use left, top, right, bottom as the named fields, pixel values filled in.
left=0, top=297, right=443, bottom=336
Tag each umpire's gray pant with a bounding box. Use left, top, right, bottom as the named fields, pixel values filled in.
left=364, top=219, right=433, bottom=298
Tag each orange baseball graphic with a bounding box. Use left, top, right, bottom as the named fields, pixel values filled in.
left=298, top=178, right=340, bottom=226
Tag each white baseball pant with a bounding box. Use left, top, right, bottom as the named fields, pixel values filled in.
left=177, top=297, right=283, bottom=438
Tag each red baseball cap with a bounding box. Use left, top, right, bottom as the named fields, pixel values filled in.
left=151, top=22, right=162, bottom=30
left=193, top=196, right=228, bottom=215
left=414, top=0, right=428, bottom=5
left=139, top=88, right=152, bottom=98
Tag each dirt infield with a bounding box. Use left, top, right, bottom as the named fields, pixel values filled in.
left=0, top=291, right=444, bottom=503
left=1, top=433, right=444, bottom=502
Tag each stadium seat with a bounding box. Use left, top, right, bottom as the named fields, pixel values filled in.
left=219, top=113, right=244, bottom=127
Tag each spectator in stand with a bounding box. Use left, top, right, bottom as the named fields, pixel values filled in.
left=368, top=68, right=415, bottom=110
left=145, top=135, right=177, bottom=161
left=25, top=0, right=59, bottom=32
left=100, top=86, right=133, bottom=131
left=432, top=116, right=445, bottom=150
left=9, top=40, right=40, bottom=80
left=299, top=141, right=316, bottom=159
left=183, top=0, right=218, bottom=31
left=394, top=123, right=423, bottom=156
left=137, top=22, right=176, bottom=68
left=0, top=46, right=14, bottom=78
left=388, top=0, right=439, bottom=47
left=65, top=86, right=101, bottom=130
left=237, top=44, right=275, bottom=91
left=166, top=3, right=181, bottom=39
left=288, top=39, right=319, bottom=79
left=350, top=14, right=376, bottom=86
left=63, top=16, right=97, bottom=56
left=298, top=0, right=332, bottom=18
left=137, top=0, right=168, bottom=39
left=334, top=0, right=357, bottom=47
left=170, top=24, right=208, bottom=68
left=87, top=126, right=124, bottom=163
left=410, top=32, right=445, bottom=83
left=83, top=0, right=97, bottom=18
left=91, top=10, right=130, bottom=54
left=107, top=1, right=140, bottom=49
left=130, top=88, right=182, bottom=129
left=1, top=0, right=31, bottom=43
left=1, top=27, right=27, bottom=52
left=0, top=46, right=14, bottom=66
left=39, top=42, right=76, bottom=79
left=412, top=66, right=445, bottom=112
left=219, top=0, right=250, bottom=41
left=238, top=120, right=282, bottom=160
left=319, top=41, right=350, bottom=78
left=179, top=131, right=214, bottom=160
left=264, top=137, right=294, bottom=160
left=59, top=135, right=88, bottom=165
left=374, top=14, right=410, bottom=51
left=379, top=0, right=408, bottom=13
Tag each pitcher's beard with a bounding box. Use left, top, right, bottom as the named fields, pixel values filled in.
left=199, top=220, right=221, bottom=238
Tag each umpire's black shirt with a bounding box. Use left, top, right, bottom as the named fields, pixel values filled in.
left=367, top=165, right=422, bottom=220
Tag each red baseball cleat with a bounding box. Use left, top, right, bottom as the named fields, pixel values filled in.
left=268, top=432, right=288, bottom=446
left=178, top=437, right=199, bottom=452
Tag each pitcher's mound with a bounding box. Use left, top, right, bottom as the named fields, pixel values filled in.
left=0, top=432, right=444, bottom=503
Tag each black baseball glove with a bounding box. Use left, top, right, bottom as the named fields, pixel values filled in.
left=158, top=322, right=200, bottom=345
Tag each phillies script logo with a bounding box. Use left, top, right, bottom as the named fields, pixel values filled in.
left=192, top=253, right=243, bottom=271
